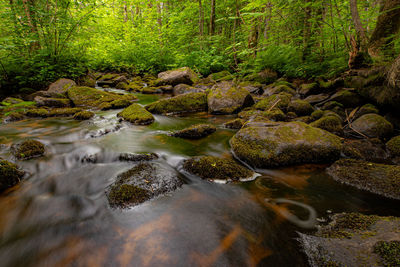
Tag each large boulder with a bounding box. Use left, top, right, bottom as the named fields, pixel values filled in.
left=145, top=92, right=207, bottom=114
left=288, top=99, right=314, bottom=116
left=207, top=81, right=254, bottom=114
left=106, top=162, right=183, bottom=208
left=157, top=67, right=198, bottom=86
left=12, top=139, right=45, bottom=160
left=47, top=78, right=76, bottom=95
left=310, top=115, right=343, bottom=135
left=182, top=156, right=254, bottom=182
left=96, top=73, right=128, bottom=88
left=171, top=124, right=216, bottom=139
left=230, top=121, right=342, bottom=168
left=0, top=158, right=24, bottom=192
left=117, top=104, right=154, bottom=125
left=34, top=96, right=70, bottom=108
left=67, top=86, right=136, bottom=108
left=327, top=159, right=400, bottom=200
left=342, top=138, right=389, bottom=163
left=351, top=114, right=393, bottom=139
left=173, top=84, right=203, bottom=96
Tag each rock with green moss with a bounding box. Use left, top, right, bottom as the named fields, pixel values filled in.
left=352, top=114, right=393, bottom=139
left=207, top=81, right=254, bottom=114
left=156, top=67, right=198, bottom=86
left=12, top=139, right=45, bottom=160
left=1, top=97, right=24, bottom=105
left=182, top=156, right=254, bottom=182
left=34, top=96, right=70, bottom=108
left=253, top=93, right=292, bottom=111
left=171, top=124, right=216, bottom=139
left=328, top=89, right=363, bottom=108
left=238, top=108, right=285, bottom=122
left=223, top=118, right=244, bottom=129
left=106, top=162, right=183, bottom=208
left=47, top=78, right=76, bottom=95
left=25, top=108, right=49, bottom=117
left=327, top=159, right=400, bottom=200
left=321, top=101, right=343, bottom=111
left=238, top=81, right=263, bottom=94
left=355, top=103, right=379, bottom=119
left=173, top=84, right=203, bottom=96
left=298, top=213, right=400, bottom=267
left=264, top=84, right=296, bottom=96
left=288, top=99, right=314, bottom=116
left=97, top=73, right=128, bottom=87
left=230, top=121, right=342, bottom=168
left=67, top=86, right=136, bottom=108
left=0, top=158, right=24, bottom=192
left=145, top=92, right=207, bottom=114
left=117, top=104, right=154, bottom=125
left=208, top=71, right=234, bottom=82
left=304, top=93, right=330, bottom=105
left=48, top=108, right=82, bottom=117
left=299, top=82, right=320, bottom=96
left=311, top=109, right=324, bottom=120
left=386, top=135, right=400, bottom=157
left=4, top=112, right=25, bottom=122
left=110, top=99, right=132, bottom=109
left=244, top=69, right=278, bottom=84
left=342, top=138, right=389, bottom=163
left=73, top=111, right=95, bottom=120
left=310, top=116, right=342, bottom=134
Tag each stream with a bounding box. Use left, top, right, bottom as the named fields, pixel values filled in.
left=0, top=89, right=399, bottom=267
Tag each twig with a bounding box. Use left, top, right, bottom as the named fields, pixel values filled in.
left=267, top=99, right=281, bottom=112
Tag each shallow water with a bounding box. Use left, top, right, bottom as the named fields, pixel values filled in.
left=0, top=91, right=399, bottom=267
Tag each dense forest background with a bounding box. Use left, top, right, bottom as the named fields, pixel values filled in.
left=0, top=0, right=399, bottom=93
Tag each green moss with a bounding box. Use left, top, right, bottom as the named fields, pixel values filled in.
left=352, top=114, right=393, bottom=139
left=47, top=108, right=82, bottom=117
left=5, top=111, right=25, bottom=121
left=288, top=99, right=314, bottom=116
left=386, top=135, right=400, bottom=157
left=300, top=82, right=319, bottom=95
left=224, top=118, right=244, bottom=129
left=73, top=111, right=95, bottom=120
left=13, top=139, right=45, bottom=160
left=0, top=159, right=24, bottom=192
left=374, top=241, right=400, bottom=267
left=171, top=124, right=216, bottom=139
left=322, top=101, right=344, bottom=110
left=311, top=109, right=324, bottom=120
left=25, top=108, right=49, bottom=117
left=253, top=93, right=292, bottom=111
left=107, top=184, right=150, bottom=207
left=273, top=80, right=295, bottom=89
left=110, top=99, right=132, bottom=109
left=183, top=156, right=253, bottom=181
left=310, top=116, right=342, bottom=134
left=145, top=92, right=207, bottom=114
left=117, top=103, right=154, bottom=125
left=209, top=71, right=232, bottom=81
left=271, top=85, right=296, bottom=95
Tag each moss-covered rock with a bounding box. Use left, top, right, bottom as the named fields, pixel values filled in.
left=288, top=99, right=314, bottom=116
left=0, top=158, right=24, bottom=192
left=321, top=101, right=343, bottom=111
left=238, top=108, right=285, bottom=122
left=12, top=139, right=45, bottom=160
left=310, top=116, right=342, bottom=135
left=47, top=108, right=82, bottom=117
left=327, top=159, right=400, bottom=200
left=299, top=82, right=319, bottom=96
left=1, top=97, right=24, bottom=105
left=47, top=78, right=76, bottom=95
left=253, top=93, right=292, bottom=111
left=109, top=99, right=132, bottom=109
left=208, top=71, right=234, bottom=82
left=97, top=73, right=128, bottom=87
left=265, top=84, right=296, bottom=96
left=156, top=67, right=198, bottom=86
left=328, top=89, right=363, bottom=107
left=67, top=86, right=136, bottom=108
left=342, top=138, right=389, bottom=163
left=73, top=111, right=95, bottom=120
left=310, top=109, right=324, bottom=120
left=207, top=81, right=254, bottom=114
left=223, top=118, right=244, bottom=129
left=352, top=114, right=393, bottom=139
left=4, top=111, right=26, bottom=122
left=230, top=121, right=342, bottom=168
left=173, top=84, right=203, bottom=96
left=182, top=156, right=254, bottom=181
left=106, top=162, right=183, bottom=208
left=304, top=93, right=330, bottom=105
left=117, top=103, right=154, bottom=125
left=238, top=81, right=263, bottom=94
left=145, top=92, right=207, bottom=114
left=171, top=124, right=216, bottom=139
left=386, top=135, right=400, bottom=157
left=34, top=96, right=70, bottom=108
left=25, top=108, right=49, bottom=117
left=244, top=69, right=278, bottom=84
left=298, top=213, right=400, bottom=267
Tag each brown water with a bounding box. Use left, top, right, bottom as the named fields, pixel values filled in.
left=0, top=91, right=399, bottom=267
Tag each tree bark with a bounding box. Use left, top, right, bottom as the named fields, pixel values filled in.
left=350, top=0, right=368, bottom=51
left=369, top=0, right=400, bottom=60
left=210, top=0, right=216, bottom=35
left=387, top=53, right=400, bottom=89
left=302, top=0, right=312, bottom=61
left=199, top=0, right=204, bottom=36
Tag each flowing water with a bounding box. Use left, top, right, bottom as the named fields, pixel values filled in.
left=0, top=91, right=399, bottom=267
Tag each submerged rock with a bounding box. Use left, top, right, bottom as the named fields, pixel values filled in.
left=12, top=139, right=45, bottom=160
left=171, top=124, right=216, bottom=139
left=47, top=78, right=76, bottom=95
left=298, top=213, right=400, bottom=267
left=351, top=114, right=393, bottom=139
left=0, top=158, right=24, bottom=192
left=106, top=162, right=183, bottom=208
left=326, top=159, right=400, bottom=200
left=156, top=67, right=198, bottom=86
left=207, top=81, right=254, bottom=114
left=73, top=111, right=95, bottom=120
left=230, top=121, right=342, bottom=168
left=145, top=92, right=207, bottom=114
left=182, top=156, right=254, bottom=181
left=117, top=104, right=154, bottom=125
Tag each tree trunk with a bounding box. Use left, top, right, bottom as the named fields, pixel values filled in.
left=210, top=0, right=216, bottom=35
left=387, top=54, right=400, bottom=89
left=369, top=0, right=400, bottom=60
left=350, top=0, right=368, bottom=51
left=302, top=0, right=312, bottom=61
left=199, top=0, right=204, bottom=36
